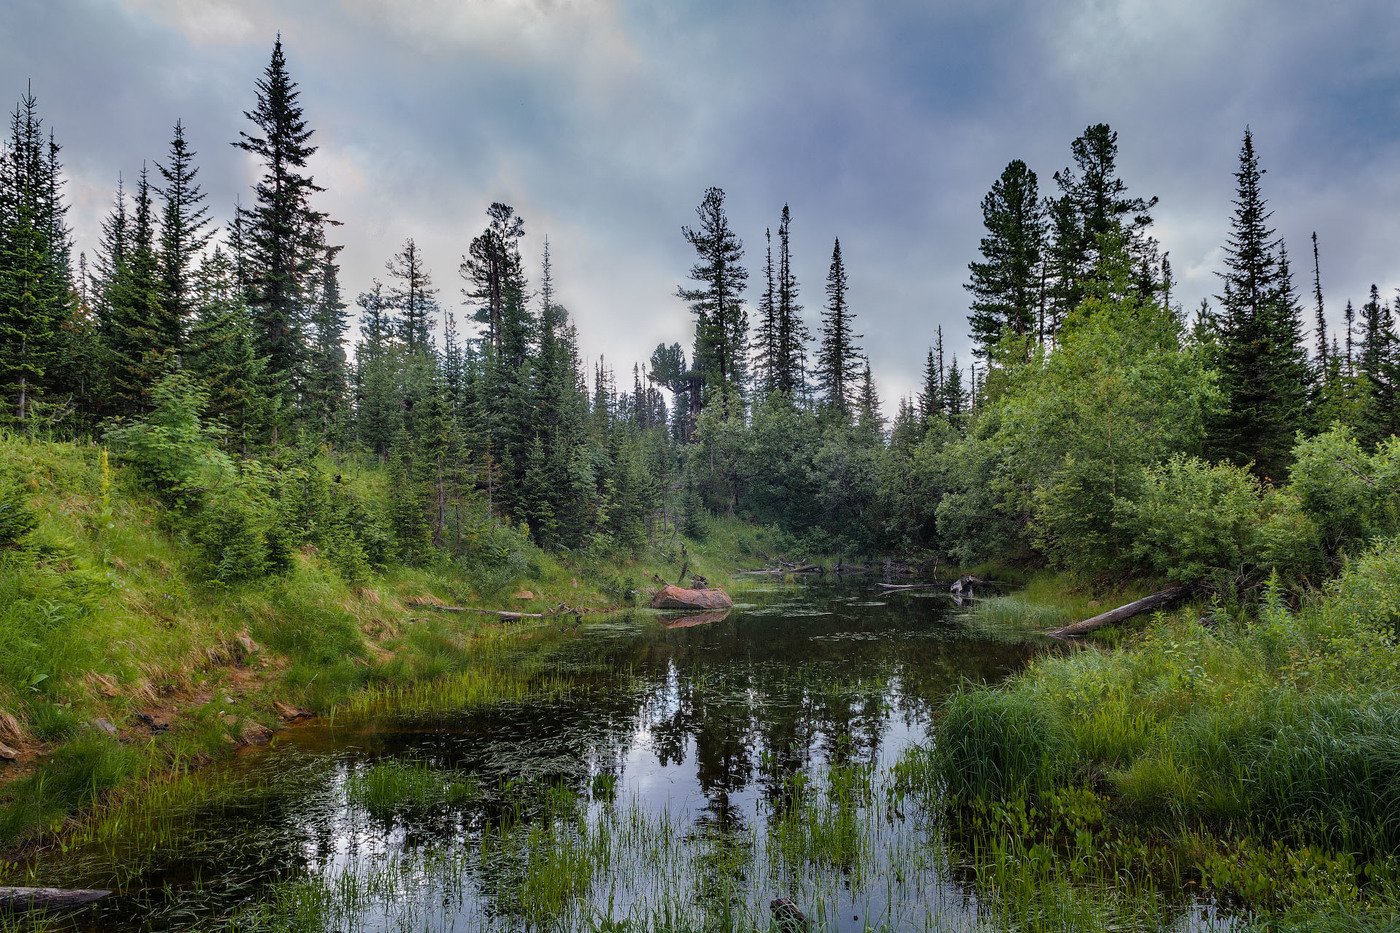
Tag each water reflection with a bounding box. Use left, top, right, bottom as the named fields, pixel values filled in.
left=27, top=580, right=1046, bottom=930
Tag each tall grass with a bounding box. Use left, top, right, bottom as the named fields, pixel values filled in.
left=931, top=540, right=1400, bottom=916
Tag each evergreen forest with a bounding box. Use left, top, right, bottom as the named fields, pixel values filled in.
left=1, top=34, right=1399, bottom=933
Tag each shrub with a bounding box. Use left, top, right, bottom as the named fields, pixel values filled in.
left=1115, top=454, right=1264, bottom=585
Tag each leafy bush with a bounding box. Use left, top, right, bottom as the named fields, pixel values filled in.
left=1115, top=455, right=1264, bottom=585
left=104, top=374, right=233, bottom=509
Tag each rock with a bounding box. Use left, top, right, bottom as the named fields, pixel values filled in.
left=273, top=701, right=312, bottom=722
left=770, top=897, right=809, bottom=931
left=239, top=721, right=273, bottom=746
left=235, top=632, right=259, bottom=656
left=649, top=584, right=734, bottom=611
left=0, top=741, right=20, bottom=761
left=513, top=590, right=535, bottom=600
left=135, top=711, right=169, bottom=733
left=91, top=718, right=118, bottom=736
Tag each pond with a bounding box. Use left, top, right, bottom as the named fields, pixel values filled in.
left=7, top=580, right=1234, bottom=931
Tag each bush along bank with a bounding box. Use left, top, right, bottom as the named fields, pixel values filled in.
left=920, top=540, right=1400, bottom=924
left=0, top=426, right=778, bottom=853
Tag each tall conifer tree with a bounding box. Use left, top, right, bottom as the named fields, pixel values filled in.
left=966, top=159, right=1044, bottom=360
left=156, top=120, right=211, bottom=354
left=1212, top=128, right=1311, bottom=479
left=234, top=36, right=328, bottom=414
left=816, top=237, right=861, bottom=416
left=678, top=187, right=748, bottom=422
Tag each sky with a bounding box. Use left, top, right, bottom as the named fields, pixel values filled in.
left=4, top=0, right=1400, bottom=405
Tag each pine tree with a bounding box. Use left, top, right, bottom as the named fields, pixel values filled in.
left=0, top=89, right=71, bottom=425
left=234, top=36, right=329, bottom=415
left=460, top=202, right=524, bottom=354
left=774, top=204, right=809, bottom=397
left=1212, top=128, right=1311, bottom=480
left=305, top=238, right=349, bottom=434
left=99, top=166, right=166, bottom=415
left=678, top=187, right=748, bottom=422
left=156, top=120, right=212, bottom=355
left=1046, top=124, right=1158, bottom=328
left=385, top=237, right=438, bottom=353
left=185, top=248, right=276, bottom=450
left=966, top=159, right=1044, bottom=360
left=1355, top=284, right=1398, bottom=446
left=815, top=237, right=861, bottom=416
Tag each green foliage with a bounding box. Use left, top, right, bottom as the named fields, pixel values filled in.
left=934, top=540, right=1400, bottom=866
left=1116, top=455, right=1264, bottom=585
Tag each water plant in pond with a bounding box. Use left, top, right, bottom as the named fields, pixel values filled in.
left=344, top=759, right=480, bottom=821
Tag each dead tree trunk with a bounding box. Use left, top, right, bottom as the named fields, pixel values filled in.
left=1045, top=586, right=1186, bottom=639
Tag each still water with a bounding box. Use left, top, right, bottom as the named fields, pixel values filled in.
left=10, top=580, right=1227, bottom=931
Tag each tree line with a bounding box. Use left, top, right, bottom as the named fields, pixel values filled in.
left=1, top=38, right=1397, bottom=590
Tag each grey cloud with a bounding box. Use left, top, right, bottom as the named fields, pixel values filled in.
left=4, top=0, right=1399, bottom=406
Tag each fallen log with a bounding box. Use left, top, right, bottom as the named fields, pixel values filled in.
left=0, top=886, right=111, bottom=908
left=425, top=605, right=548, bottom=620
left=874, top=582, right=943, bottom=591
left=1045, top=586, right=1186, bottom=639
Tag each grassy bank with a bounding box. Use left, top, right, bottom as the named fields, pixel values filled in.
left=929, top=540, right=1400, bottom=923
left=0, top=433, right=777, bottom=851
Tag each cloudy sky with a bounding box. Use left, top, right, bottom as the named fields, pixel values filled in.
left=4, top=0, right=1400, bottom=404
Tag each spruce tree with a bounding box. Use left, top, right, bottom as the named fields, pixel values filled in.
left=1046, top=124, right=1158, bottom=328
left=234, top=36, right=329, bottom=414
left=856, top=359, right=884, bottom=438
left=1212, top=128, right=1311, bottom=480
left=156, top=119, right=212, bottom=354
left=815, top=237, right=861, bottom=416
left=678, top=187, right=748, bottom=422
left=186, top=248, right=276, bottom=450
left=966, top=159, right=1044, bottom=360
left=774, top=204, right=809, bottom=397
left=753, top=227, right=779, bottom=394
left=305, top=238, right=349, bottom=434
left=99, top=166, right=165, bottom=415
left=353, top=281, right=399, bottom=457
left=1311, top=232, right=1327, bottom=375
left=0, top=89, right=71, bottom=425
left=385, top=237, right=438, bottom=354
left=1355, top=284, right=1398, bottom=446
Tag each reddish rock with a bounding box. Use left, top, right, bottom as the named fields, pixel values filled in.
left=649, top=585, right=734, bottom=611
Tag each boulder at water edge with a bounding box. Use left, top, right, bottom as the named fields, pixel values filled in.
left=649, top=584, right=734, bottom=611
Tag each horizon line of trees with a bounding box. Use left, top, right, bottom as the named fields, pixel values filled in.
left=2, top=37, right=1397, bottom=588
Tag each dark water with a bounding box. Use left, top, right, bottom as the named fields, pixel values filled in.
left=8, top=580, right=1136, bottom=930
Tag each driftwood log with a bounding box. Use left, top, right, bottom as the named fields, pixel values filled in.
left=0, top=886, right=111, bottom=908
left=425, top=605, right=549, bottom=620
left=1045, top=586, right=1186, bottom=638
left=874, top=582, right=942, bottom=592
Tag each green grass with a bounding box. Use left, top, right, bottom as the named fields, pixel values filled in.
left=929, top=540, right=1400, bottom=918
left=0, top=433, right=771, bottom=851
left=963, top=570, right=1153, bottom=636
left=345, top=759, right=479, bottom=820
